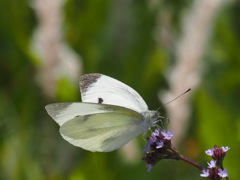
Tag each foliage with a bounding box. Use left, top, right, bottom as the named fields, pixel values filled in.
left=0, top=0, right=239, bottom=179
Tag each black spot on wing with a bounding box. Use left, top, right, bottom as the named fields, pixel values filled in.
left=98, top=97, right=103, bottom=104
left=80, top=73, right=101, bottom=93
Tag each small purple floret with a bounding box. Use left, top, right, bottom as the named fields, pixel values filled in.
left=218, top=169, right=228, bottom=178
left=207, top=160, right=216, bottom=168
left=156, top=141, right=163, bottom=149
left=143, top=145, right=150, bottom=152
left=221, top=146, right=230, bottom=152
left=205, top=149, right=214, bottom=156
left=200, top=169, right=209, bottom=177
left=146, top=164, right=152, bottom=172
left=147, top=137, right=155, bottom=144
left=161, top=129, right=174, bottom=140
left=152, top=129, right=160, bottom=136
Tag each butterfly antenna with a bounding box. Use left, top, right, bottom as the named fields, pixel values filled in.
left=157, top=88, right=191, bottom=111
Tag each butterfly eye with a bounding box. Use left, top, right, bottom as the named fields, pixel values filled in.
left=148, top=111, right=160, bottom=121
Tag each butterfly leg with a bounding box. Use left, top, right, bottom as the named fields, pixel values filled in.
left=141, top=131, right=149, bottom=142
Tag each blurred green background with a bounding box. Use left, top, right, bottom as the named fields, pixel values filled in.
left=0, top=0, right=240, bottom=179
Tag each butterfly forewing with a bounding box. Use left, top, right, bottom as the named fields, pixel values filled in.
left=80, top=73, right=148, bottom=112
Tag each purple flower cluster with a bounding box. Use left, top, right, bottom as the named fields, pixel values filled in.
left=141, top=129, right=230, bottom=179
left=143, top=129, right=174, bottom=152
left=142, top=129, right=176, bottom=172
left=200, top=146, right=230, bottom=179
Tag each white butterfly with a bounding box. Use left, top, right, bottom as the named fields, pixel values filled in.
left=45, top=73, right=160, bottom=152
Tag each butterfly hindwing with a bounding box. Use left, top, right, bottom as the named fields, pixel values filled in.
left=60, top=111, right=145, bottom=152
